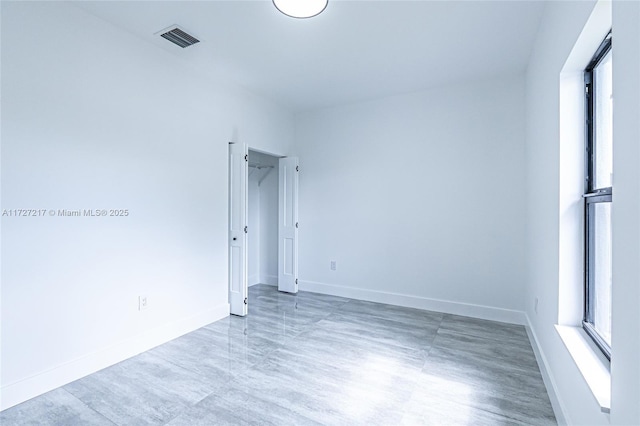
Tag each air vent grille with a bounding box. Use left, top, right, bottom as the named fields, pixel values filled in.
left=159, top=27, right=200, bottom=48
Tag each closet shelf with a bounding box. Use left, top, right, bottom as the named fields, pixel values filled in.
left=248, top=162, right=275, bottom=185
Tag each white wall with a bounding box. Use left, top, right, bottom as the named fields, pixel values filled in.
left=609, top=3, right=640, bottom=423
left=258, top=157, right=279, bottom=286
left=295, top=75, right=527, bottom=322
left=248, top=175, right=260, bottom=285
left=247, top=151, right=279, bottom=287
left=525, top=0, right=640, bottom=424
left=0, top=1, right=293, bottom=410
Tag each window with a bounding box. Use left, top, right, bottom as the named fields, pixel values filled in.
left=584, top=32, right=612, bottom=360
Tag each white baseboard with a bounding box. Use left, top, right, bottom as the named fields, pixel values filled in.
left=525, top=315, right=568, bottom=425
left=248, top=274, right=261, bottom=287
left=0, top=303, right=229, bottom=412
left=259, top=274, right=278, bottom=286
left=298, top=280, right=527, bottom=325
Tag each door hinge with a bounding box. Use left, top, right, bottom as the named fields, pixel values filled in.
left=244, top=226, right=248, bottom=233
left=245, top=154, right=248, bottom=161
left=295, top=222, right=298, bottom=228
left=295, top=278, right=298, bottom=285
left=244, top=297, right=248, bottom=305
left=296, top=165, right=299, bottom=172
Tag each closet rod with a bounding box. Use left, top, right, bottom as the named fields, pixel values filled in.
left=248, top=162, right=274, bottom=169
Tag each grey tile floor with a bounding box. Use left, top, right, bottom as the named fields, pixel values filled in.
left=1, top=284, right=556, bottom=425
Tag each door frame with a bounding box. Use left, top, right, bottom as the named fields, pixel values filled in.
left=228, top=144, right=298, bottom=315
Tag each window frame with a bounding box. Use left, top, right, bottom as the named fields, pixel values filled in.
left=583, top=31, right=612, bottom=361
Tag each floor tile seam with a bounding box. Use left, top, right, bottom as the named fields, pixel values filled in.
left=312, top=315, right=438, bottom=339
left=417, top=370, right=550, bottom=400
left=288, top=333, right=432, bottom=357
left=469, top=402, right=549, bottom=425
left=257, top=354, right=424, bottom=384
left=191, top=325, right=242, bottom=341
left=422, top=341, right=438, bottom=362
left=163, top=381, right=241, bottom=426
left=431, top=339, right=539, bottom=362
left=278, top=342, right=425, bottom=361
left=287, top=325, right=317, bottom=341
left=232, top=374, right=351, bottom=404
left=59, top=387, right=119, bottom=426
left=246, top=352, right=410, bottom=386
left=430, top=334, right=538, bottom=355
left=415, top=312, right=445, bottom=363
left=193, top=384, right=320, bottom=426
left=340, top=303, right=446, bottom=318
left=395, top=389, right=423, bottom=422
left=421, top=359, right=545, bottom=381
left=438, top=332, right=532, bottom=343
left=438, top=322, right=529, bottom=335
left=137, top=350, right=230, bottom=390
left=437, top=326, right=531, bottom=340
left=162, top=406, right=193, bottom=426
left=322, top=303, right=350, bottom=319
left=288, top=338, right=431, bottom=361
left=425, top=349, right=542, bottom=373
left=248, top=311, right=336, bottom=322
left=322, top=314, right=444, bottom=333
left=284, top=324, right=317, bottom=340
left=401, top=393, right=531, bottom=426
left=422, top=312, right=464, bottom=366
left=247, top=344, right=290, bottom=368
left=451, top=321, right=528, bottom=329
left=191, top=329, right=250, bottom=347
left=335, top=310, right=436, bottom=324
left=412, top=375, right=556, bottom=407
left=440, top=312, right=526, bottom=326
left=150, top=350, right=219, bottom=376
left=247, top=333, right=310, bottom=365
left=241, top=315, right=324, bottom=328
left=434, top=326, right=530, bottom=341
left=264, top=361, right=423, bottom=383
left=222, top=374, right=346, bottom=419
left=435, top=335, right=534, bottom=351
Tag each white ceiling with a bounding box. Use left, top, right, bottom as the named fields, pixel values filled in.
left=75, top=0, right=546, bottom=112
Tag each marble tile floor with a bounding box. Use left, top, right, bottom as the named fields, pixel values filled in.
left=1, top=284, right=556, bottom=425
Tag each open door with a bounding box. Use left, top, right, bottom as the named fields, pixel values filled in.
left=229, top=142, right=248, bottom=316
left=278, top=157, right=299, bottom=293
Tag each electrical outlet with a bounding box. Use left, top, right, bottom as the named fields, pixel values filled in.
left=139, top=295, right=148, bottom=311
left=330, top=260, right=336, bottom=271
left=534, top=297, right=539, bottom=314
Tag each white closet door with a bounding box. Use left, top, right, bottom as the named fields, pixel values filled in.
left=229, top=142, right=248, bottom=316
left=278, top=157, right=299, bottom=294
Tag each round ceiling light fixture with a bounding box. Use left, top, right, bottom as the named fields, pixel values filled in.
left=273, top=0, right=328, bottom=19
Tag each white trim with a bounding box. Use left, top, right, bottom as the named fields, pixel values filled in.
left=260, top=274, right=278, bottom=286
left=555, top=325, right=611, bottom=413
left=0, top=303, right=229, bottom=411
left=525, top=315, right=569, bottom=425
left=298, top=280, right=527, bottom=325
left=248, top=274, right=261, bottom=287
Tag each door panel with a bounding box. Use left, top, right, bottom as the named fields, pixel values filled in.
left=278, top=157, right=298, bottom=294
left=229, top=142, right=248, bottom=315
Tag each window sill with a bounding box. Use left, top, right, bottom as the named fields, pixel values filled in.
left=555, top=325, right=611, bottom=413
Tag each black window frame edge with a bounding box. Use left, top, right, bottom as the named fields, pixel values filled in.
left=583, top=30, right=613, bottom=361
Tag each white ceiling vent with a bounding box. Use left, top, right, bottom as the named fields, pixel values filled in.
left=156, top=25, right=200, bottom=48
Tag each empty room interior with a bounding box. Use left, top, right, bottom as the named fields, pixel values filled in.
left=1, top=0, right=639, bottom=425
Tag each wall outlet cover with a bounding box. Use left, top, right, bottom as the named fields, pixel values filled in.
left=139, top=295, right=148, bottom=311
